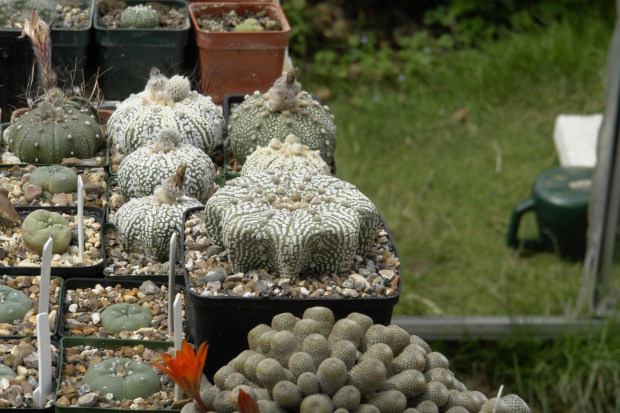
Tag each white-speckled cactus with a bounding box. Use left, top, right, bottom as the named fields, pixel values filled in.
left=118, top=128, right=216, bottom=203
left=204, top=170, right=379, bottom=277
left=114, top=164, right=203, bottom=261
left=108, top=68, right=224, bottom=155
left=227, top=68, right=337, bottom=165
left=241, top=135, right=331, bottom=176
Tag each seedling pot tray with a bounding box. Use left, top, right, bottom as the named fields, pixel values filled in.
left=94, top=0, right=190, bottom=101
left=55, top=337, right=178, bottom=413
left=181, top=206, right=401, bottom=378
left=0, top=207, right=105, bottom=278
left=58, top=277, right=185, bottom=339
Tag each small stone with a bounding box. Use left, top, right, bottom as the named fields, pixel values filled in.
left=76, top=391, right=101, bottom=407
left=379, top=269, right=395, bottom=280
left=51, top=193, right=70, bottom=206
left=56, top=396, right=71, bottom=407
left=24, top=185, right=42, bottom=203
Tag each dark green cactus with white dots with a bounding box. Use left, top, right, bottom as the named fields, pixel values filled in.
left=181, top=306, right=533, bottom=413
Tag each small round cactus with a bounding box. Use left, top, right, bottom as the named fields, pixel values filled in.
left=114, top=164, right=203, bottom=261
left=108, top=67, right=224, bottom=155
left=28, top=165, right=78, bottom=195
left=21, top=209, right=72, bottom=254
left=120, top=5, right=160, bottom=28
left=228, top=68, right=337, bottom=165
left=83, top=358, right=160, bottom=400
left=118, top=128, right=216, bottom=203
left=99, top=303, right=153, bottom=334
left=0, top=285, right=33, bottom=324
left=204, top=170, right=379, bottom=277
left=234, top=18, right=264, bottom=32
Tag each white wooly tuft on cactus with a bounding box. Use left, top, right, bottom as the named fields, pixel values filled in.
left=241, top=135, right=331, bottom=176
left=114, top=164, right=203, bottom=261
left=107, top=67, right=224, bottom=156
left=204, top=170, right=379, bottom=277
left=118, top=128, right=216, bottom=203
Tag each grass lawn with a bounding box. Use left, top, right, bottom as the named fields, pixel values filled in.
left=300, top=14, right=612, bottom=317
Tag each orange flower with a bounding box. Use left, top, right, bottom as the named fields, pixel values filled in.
left=151, top=339, right=209, bottom=412
left=238, top=389, right=259, bottom=413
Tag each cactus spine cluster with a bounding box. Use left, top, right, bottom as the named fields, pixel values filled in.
left=120, top=5, right=160, bottom=28
left=204, top=170, right=379, bottom=277
left=227, top=68, right=337, bottom=165
left=181, top=307, right=532, bottom=413
left=107, top=68, right=224, bottom=155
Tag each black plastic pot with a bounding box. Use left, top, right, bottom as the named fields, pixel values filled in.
left=181, top=206, right=401, bottom=378
left=93, top=0, right=191, bottom=101
left=0, top=207, right=105, bottom=277
left=59, top=277, right=185, bottom=339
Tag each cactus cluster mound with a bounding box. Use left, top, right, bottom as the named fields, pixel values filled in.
left=204, top=170, right=379, bottom=277
left=120, top=5, right=160, bottom=28
left=241, top=135, right=331, bottom=176
left=118, top=128, right=216, bottom=203
left=114, top=164, right=203, bottom=261
left=0, top=285, right=33, bottom=324
left=21, top=209, right=72, bottom=254
left=107, top=67, right=224, bottom=155
left=227, top=68, right=337, bottom=165
left=182, top=307, right=532, bottom=413
left=83, top=357, right=161, bottom=401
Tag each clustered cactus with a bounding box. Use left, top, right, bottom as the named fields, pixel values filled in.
left=107, top=67, right=224, bottom=156
left=204, top=170, right=379, bottom=277
left=227, top=68, right=337, bottom=165
left=0, top=285, right=33, bottom=324
left=181, top=307, right=531, bottom=413
left=120, top=5, right=160, bottom=28
left=118, top=128, right=216, bottom=203
left=83, top=357, right=161, bottom=401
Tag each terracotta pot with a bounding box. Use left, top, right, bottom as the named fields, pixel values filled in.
left=189, top=2, right=290, bottom=104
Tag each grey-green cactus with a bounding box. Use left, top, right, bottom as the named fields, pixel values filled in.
left=0, top=285, right=33, bottom=324
left=99, top=303, right=153, bottom=334
left=21, top=209, right=72, bottom=254
left=83, top=357, right=160, bottom=400
left=114, top=164, right=203, bottom=261
left=204, top=170, right=379, bottom=277
left=234, top=18, right=264, bottom=32
left=28, top=165, right=78, bottom=195
left=118, top=128, right=216, bottom=203
left=241, top=135, right=331, bottom=176
left=120, top=5, right=160, bottom=28
left=108, top=67, right=224, bottom=155
left=227, top=68, right=337, bottom=165
left=0, top=364, right=17, bottom=380
left=192, top=307, right=532, bottom=413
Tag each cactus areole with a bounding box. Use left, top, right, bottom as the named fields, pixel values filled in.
left=204, top=170, right=379, bottom=277
left=227, top=68, right=337, bottom=165
left=107, top=68, right=224, bottom=155
left=83, top=358, right=160, bottom=401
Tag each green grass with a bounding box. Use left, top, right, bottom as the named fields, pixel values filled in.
left=299, top=15, right=612, bottom=317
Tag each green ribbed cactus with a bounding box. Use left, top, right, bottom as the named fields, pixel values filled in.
left=228, top=68, right=337, bottom=165
left=204, top=170, right=379, bottom=277
left=120, top=5, right=160, bottom=28
left=114, top=164, right=203, bottom=261
left=83, top=358, right=160, bottom=401
left=100, top=303, right=153, bottom=334
left=28, top=166, right=78, bottom=195
left=108, top=68, right=224, bottom=155
left=0, top=285, right=33, bottom=324
left=21, top=209, right=72, bottom=254
left=118, top=128, right=216, bottom=203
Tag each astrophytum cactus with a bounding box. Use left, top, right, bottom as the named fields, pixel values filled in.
left=204, top=170, right=379, bottom=277
left=2, top=13, right=104, bottom=164
left=120, top=5, right=160, bottom=28
left=83, top=358, right=160, bottom=401
left=241, top=134, right=331, bottom=176
left=118, top=128, right=216, bottom=203
left=114, top=164, right=203, bottom=261
left=0, top=285, right=33, bottom=324
left=181, top=307, right=532, bottom=413
left=107, top=68, right=224, bottom=155
left=227, top=68, right=337, bottom=165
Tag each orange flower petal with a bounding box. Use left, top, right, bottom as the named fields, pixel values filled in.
left=238, top=389, right=259, bottom=413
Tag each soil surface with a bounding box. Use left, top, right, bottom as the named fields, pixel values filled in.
left=0, top=0, right=91, bottom=29
left=96, top=0, right=188, bottom=29
left=195, top=8, right=281, bottom=32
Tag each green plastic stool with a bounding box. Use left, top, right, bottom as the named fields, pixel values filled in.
left=507, top=166, right=593, bottom=259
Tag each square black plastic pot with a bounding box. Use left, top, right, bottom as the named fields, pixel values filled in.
left=93, top=0, right=190, bottom=101
left=181, top=206, right=401, bottom=379
left=0, top=207, right=105, bottom=278
left=58, top=277, right=185, bottom=340
left=54, top=337, right=178, bottom=413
